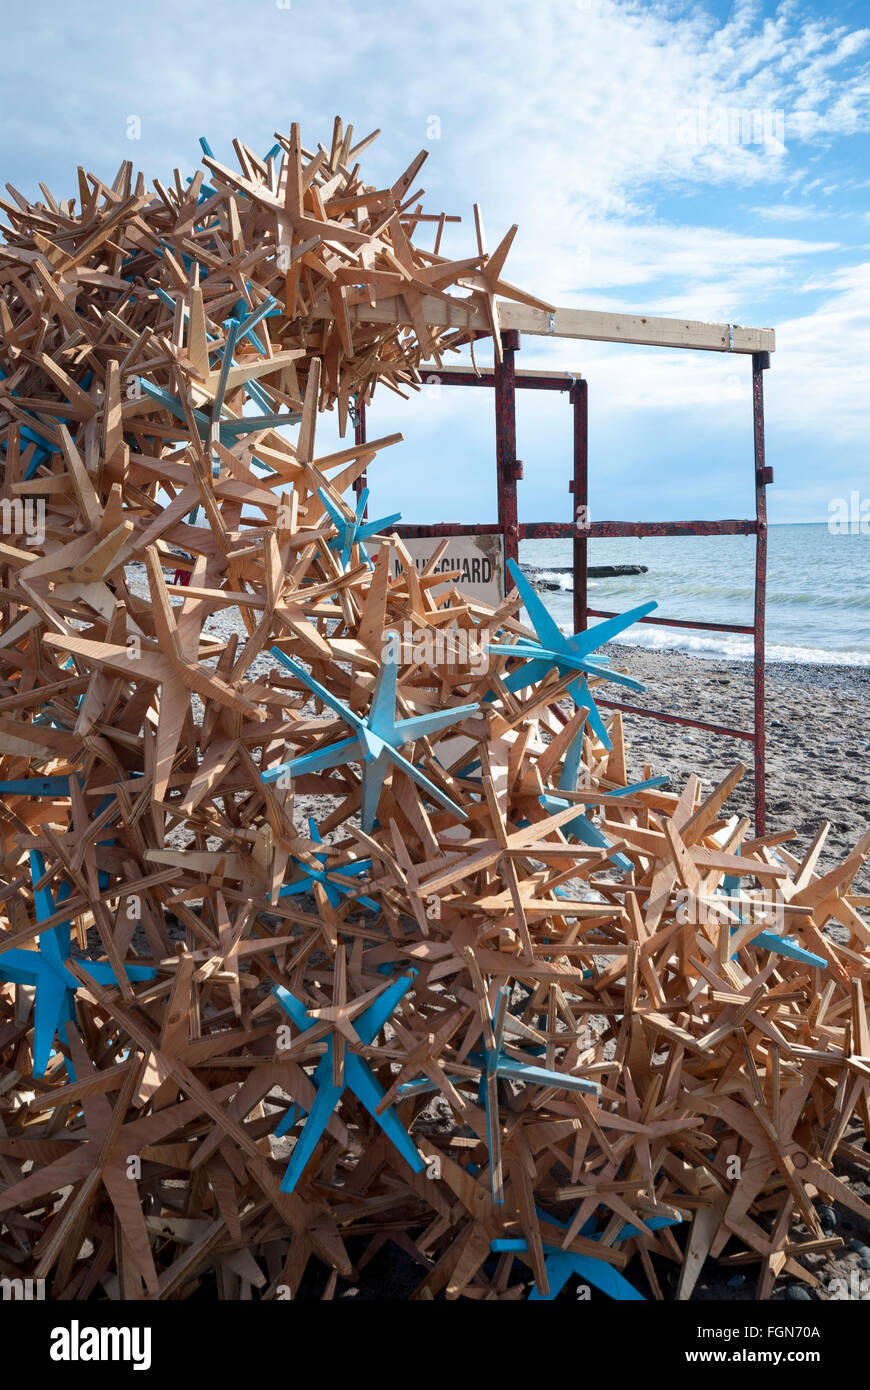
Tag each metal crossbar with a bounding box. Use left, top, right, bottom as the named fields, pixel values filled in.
left=354, top=334, right=771, bottom=831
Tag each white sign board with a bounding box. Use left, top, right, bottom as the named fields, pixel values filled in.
left=383, top=533, right=505, bottom=607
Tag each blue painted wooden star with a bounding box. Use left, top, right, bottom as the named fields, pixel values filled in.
left=538, top=725, right=669, bottom=873
left=0, top=367, right=72, bottom=476
left=720, top=872, right=827, bottom=969
left=279, top=817, right=379, bottom=911
left=487, top=559, right=656, bottom=749
left=0, top=852, right=155, bottom=1077
left=137, top=372, right=294, bottom=447
left=492, top=1207, right=681, bottom=1300
left=317, top=485, right=402, bottom=571
left=0, top=776, right=72, bottom=797
left=392, top=980, right=603, bottom=1193
left=272, top=968, right=426, bottom=1192
left=263, top=645, right=479, bottom=831
left=465, top=982, right=600, bottom=1206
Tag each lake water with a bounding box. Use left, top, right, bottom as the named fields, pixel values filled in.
left=519, top=523, right=870, bottom=665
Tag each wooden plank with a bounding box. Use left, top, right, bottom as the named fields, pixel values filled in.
left=332, top=293, right=775, bottom=354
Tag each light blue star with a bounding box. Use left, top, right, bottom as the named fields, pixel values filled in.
left=0, top=851, right=155, bottom=1078
left=396, top=985, right=601, bottom=1206
left=720, top=872, right=827, bottom=969
left=469, top=985, right=599, bottom=1204
left=0, top=777, right=71, bottom=796
left=538, top=725, right=669, bottom=872
left=136, top=377, right=294, bottom=443
left=492, top=1207, right=681, bottom=1300
left=487, top=558, right=656, bottom=749
left=279, top=817, right=379, bottom=911
left=272, top=969, right=425, bottom=1192
left=263, top=646, right=479, bottom=831
left=317, top=486, right=402, bottom=571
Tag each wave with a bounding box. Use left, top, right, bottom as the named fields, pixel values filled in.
left=525, top=569, right=870, bottom=613
left=663, top=587, right=870, bottom=611
left=599, top=626, right=870, bottom=667
left=533, top=569, right=574, bottom=591
left=520, top=551, right=870, bottom=666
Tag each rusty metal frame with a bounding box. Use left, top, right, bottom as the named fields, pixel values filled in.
left=354, top=332, right=771, bottom=832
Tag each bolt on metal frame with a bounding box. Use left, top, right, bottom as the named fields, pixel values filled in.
left=354, top=330, right=772, bottom=832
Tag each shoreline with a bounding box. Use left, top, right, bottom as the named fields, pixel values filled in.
left=602, top=642, right=870, bottom=889
left=609, top=640, right=870, bottom=690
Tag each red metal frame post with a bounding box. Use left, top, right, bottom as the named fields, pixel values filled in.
left=352, top=395, right=368, bottom=513
left=569, top=378, right=588, bottom=632
left=752, top=351, right=771, bottom=835
left=495, top=330, right=522, bottom=567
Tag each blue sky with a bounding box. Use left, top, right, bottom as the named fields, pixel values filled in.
left=2, top=0, right=869, bottom=526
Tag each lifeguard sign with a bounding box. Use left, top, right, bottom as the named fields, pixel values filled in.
left=386, top=533, right=505, bottom=607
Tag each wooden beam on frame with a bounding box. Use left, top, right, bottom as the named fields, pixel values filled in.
left=322, top=293, right=775, bottom=354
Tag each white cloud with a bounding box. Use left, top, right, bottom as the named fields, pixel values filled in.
left=2, top=0, right=869, bottom=520
left=751, top=201, right=820, bottom=218
left=765, top=261, right=870, bottom=442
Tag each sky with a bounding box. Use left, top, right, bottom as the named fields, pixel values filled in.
left=2, top=0, right=869, bottom=527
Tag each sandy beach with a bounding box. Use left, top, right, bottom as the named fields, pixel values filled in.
left=604, top=644, right=870, bottom=892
